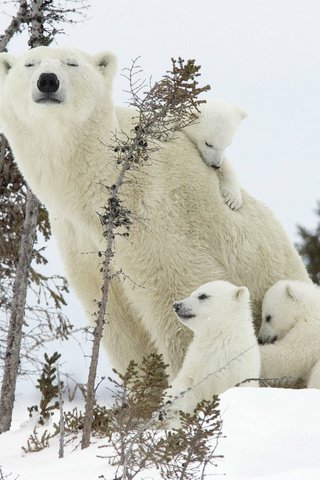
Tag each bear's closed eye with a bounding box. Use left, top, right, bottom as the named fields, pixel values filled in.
left=198, top=293, right=209, bottom=300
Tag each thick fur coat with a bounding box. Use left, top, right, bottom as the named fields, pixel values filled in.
left=259, top=280, right=320, bottom=388
left=0, top=47, right=309, bottom=376
left=184, top=98, right=247, bottom=210
left=164, top=281, right=260, bottom=422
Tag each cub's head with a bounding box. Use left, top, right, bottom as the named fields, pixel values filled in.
left=185, top=99, right=247, bottom=169
left=0, top=47, right=117, bottom=127
left=258, top=280, right=317, bottom=345
left=173, top=280, right=250, bottom=333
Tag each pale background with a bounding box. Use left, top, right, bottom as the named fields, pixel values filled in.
left=1, top=0, right=320, bottom=391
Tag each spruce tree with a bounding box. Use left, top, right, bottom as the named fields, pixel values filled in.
left=297, top=202, right=320, bottom=285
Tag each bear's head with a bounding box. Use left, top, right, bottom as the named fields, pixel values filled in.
left=173, top=280, right=251, bottom=334
left=184, top=99, right=247, bottom=169
left=258, top=279, right=318, bottom=345
left=0, top=47, right=117, bottom=129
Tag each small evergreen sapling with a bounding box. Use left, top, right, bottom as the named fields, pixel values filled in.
left=23, top=352, right=63, bottom=453
left=157, top=398, right=223, bottom=480
left=27, top=352, right=63, bottom=425
left=99, top=354, right=223, bottom=480
left=22, top=427, right=52, bottom=454
left=297, top=201, right=320, bottom=285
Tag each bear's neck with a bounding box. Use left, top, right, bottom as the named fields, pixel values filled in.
left=193, top=313, right=247, bottom=344
left=4, top=103, right=119, bottom=216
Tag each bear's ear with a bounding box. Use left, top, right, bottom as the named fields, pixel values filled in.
left=93, top=51, right=117, bottom=79
left=0, top=53, right=16, bottom=78
left=238, top=107, right=248, bottom=121
left=235, top=286, right=248, bottom=301
left=285, top=285, right=297, bottom=301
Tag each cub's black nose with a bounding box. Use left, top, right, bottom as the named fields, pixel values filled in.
left=173, top=302, right=182, bottom=312
left=37, top=73, right=60, bottom=93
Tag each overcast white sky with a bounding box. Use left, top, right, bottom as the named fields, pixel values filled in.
left=1, top=0, right=320, bottom=386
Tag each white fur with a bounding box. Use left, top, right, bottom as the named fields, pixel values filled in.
left=259, top=280, right=320, bottom=388
left=0, top=47, right=309, bottom=378
left=163, top=281, right=260, bottom=427
left=184, top=99, right=247, bottom=210
left=306, top=359, right=320, bottom=388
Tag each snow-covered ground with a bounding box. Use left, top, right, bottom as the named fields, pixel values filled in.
left=1, top=387, right=320, bottom=480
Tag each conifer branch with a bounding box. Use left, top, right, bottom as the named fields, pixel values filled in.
left=81, top=57, right=210, bottom=449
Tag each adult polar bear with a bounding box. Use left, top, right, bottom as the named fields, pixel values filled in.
left=0, top=47, right=309, bottom=377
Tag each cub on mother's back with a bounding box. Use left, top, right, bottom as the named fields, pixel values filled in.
left=184, top=99, right=247, bottom=210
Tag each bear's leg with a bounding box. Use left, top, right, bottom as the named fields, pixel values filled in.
left=51, top=217, right=155, bottom=373
left=306, top=359, right=320, bottom=389
left=139, top=298, right=193, bottom=378
left=104, top=277, right=155, bottom=372
left=161, top=376, right=197, bottom=428
left=260, top=324, right=320, bottom=386
left=218, top=158, right=243, bottom=211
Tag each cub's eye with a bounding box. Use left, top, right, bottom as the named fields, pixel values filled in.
left=265, top=315, right=272, bottom=323
left=198, top=293, right=209, bottom=301
left=66, top=61, right=79, bottom=67
left=205, top=142, right=214, bottom=148
left=25, top=62, right=35, bottom=68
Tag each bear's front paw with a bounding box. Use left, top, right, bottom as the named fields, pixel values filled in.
left=158, top=401, right=181, bottom=429
left=221, top=185, right=243, bottom=211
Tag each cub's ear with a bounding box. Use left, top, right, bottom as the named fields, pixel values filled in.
left=0, top=53, right=16, bottom=78
left=93, top=51, right=117, bottom=79
left=238, top=107, right=248, bottom=120
left=285, top=285, right=297, bottom=301
left=235, top=286, right=248, bottom=301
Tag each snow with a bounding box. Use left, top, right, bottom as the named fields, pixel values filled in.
left=1, top=387, right=320, bottom=480
left=219, top=388, right=320, bottom=479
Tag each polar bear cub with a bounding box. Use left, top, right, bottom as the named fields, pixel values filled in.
left=162, top=280, right=260, bottom=425
left=258, top=280, right=320, bottom=388
left=184, top=99, right=247, bottom=210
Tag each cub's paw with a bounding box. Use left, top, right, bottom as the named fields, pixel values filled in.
left=221, top=185, right=243, bottom=211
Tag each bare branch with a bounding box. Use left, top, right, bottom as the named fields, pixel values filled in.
left=56, top=365, right=65, bottom=459
left=0, top=0, right=28, bottom=52
left=28, top=0, right=90, bottom=47
left=28, top=0, right=45, bottom=48
left=0, top=189, right=39, bottom=433
left=0, top=134, right=7, bottom=176
left=0, top=466, right=19, bottom=480
left=81, top=57, right=210, bottom=449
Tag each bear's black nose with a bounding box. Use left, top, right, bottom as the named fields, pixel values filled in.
left=37, top=73, right=60, bottom=93
left=173, top=302, right=182, bottom=312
